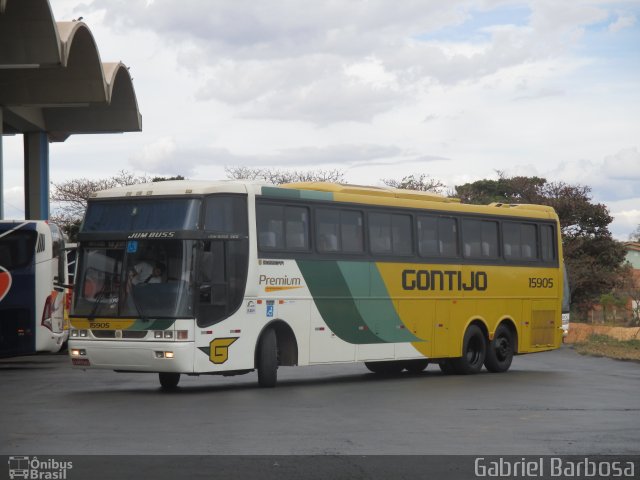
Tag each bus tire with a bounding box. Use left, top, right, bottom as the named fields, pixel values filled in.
left=451, top=324, right=486, bottom=374
left=364, top=361, right=403, bottom=375
left=403, top=359, right=429, bottom=374
left=438, top=360, right=456, bottom=375
left=257, top=328, right=278, bottom=388
left=159, top=372, right=180, bottom=390
left=484, top=323, right=514, bottom=373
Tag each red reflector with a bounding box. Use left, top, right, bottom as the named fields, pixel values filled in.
left=72, top=358, right=90, bottom=366
left=230, top=329, right=241, bottom=334
left=278, top=300, right=285, bottom=304
left=315, top=327, right=325, bottom=331
left=257, top=300, right=263, bottom=304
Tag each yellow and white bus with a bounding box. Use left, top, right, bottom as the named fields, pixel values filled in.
left=68, top=180, right=566, bottom=389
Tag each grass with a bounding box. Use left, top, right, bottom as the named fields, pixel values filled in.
left=573, top=334, right=640, bottom=362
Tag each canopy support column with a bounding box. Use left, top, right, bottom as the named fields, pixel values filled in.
left=24, top=131, right=50, bottom=220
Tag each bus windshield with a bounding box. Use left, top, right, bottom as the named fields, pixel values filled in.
left=74, top=239, right=195, bottom=319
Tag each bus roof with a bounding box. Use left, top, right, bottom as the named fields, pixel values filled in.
left=277, top=182, right=559, bottom=220
left=90, top=180, right=558, bottom=221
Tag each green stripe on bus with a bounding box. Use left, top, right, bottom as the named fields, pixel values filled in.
left=297, top=260, right=384, bottom=344
left=337, top=262, right=418, bottom=343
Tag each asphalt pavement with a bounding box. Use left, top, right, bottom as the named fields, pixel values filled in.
left=1, top=345, right=639, bottom=456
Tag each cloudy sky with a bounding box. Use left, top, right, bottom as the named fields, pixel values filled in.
left=3, top=0, right=640, bottom=238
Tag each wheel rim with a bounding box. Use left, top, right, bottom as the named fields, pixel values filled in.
left=494, top=335, right=512, bottom=362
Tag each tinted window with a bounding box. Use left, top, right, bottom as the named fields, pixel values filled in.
left=341, top=211, right=364, bottom=253
left=257, top=204, right=309, bottom=251
left=316, top=209, right=363, bottom=254
left=369, top=213, right=412, bottom=255
left=204, top=196, right=247, bottom=234
left=541, top=224, right=556, bottom=262
left=503, top=223, right=538, bottom=261
left=418, top=216, right=459, bottom=257
left=82, top=199, right=201, bottom=232
left=0, top=230, right=37, bottom=270
left=463, top=219, right=498, bottom=259
left=316, top=209, right=340, bottom=252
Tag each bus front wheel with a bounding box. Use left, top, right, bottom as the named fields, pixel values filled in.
left=257, top=328, right=278, bottom=388
left=451, top=325, right=486, bottom=374
left=364, top=361, right=403, bottom=375
left=403, top=359, right=429, bottom=374
left=159, top=372, right=180, bottom=390
left=484, top=324, right=514, bottom=373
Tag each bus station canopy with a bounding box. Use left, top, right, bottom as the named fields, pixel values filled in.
left=0, top=0, right=142, bottom=142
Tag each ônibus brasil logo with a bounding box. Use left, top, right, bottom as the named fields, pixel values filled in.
left=8, top=456, right=73, bottom=480
left=0, top=265, right=11, bottom=302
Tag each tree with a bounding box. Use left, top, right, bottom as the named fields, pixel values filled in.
left=224, top=166, right=345, bottom=184
left=382, top=173, right=446, bottom=194
left=453, top=174, right=629, bottom=316
left=454, top=172, right=546, bottom=204
left=630, top=225, right=640, bottom=242
left=50, top=170, right=184, bottom=241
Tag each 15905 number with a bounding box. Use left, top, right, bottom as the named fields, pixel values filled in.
left=528, top=277, right=554, bottom=288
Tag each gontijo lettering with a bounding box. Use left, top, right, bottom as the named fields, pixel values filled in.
left=402, top=269, right=488, bottom=291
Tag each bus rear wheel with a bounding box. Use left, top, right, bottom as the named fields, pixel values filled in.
left=450, top=324, right=486, bottom=374
left=257, top=328, right=278, bottom=388
left=364, top=361, right=403, bottom=375
left=159, top=372, right=180, bottom=390
left=484, top=324, right=514, bottom=373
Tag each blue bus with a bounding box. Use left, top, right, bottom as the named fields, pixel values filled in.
left=0, top=221, right=69, bottom=357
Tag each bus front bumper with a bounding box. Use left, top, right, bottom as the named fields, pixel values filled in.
left=68, top=340, right=194, bottom=373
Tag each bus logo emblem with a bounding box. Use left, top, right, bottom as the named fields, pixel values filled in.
left=209, top=337, right=238, bottom=364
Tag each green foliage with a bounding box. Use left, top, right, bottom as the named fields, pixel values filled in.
left=152, top=175, right=185, bottom=182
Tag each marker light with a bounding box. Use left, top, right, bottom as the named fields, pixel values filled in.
left=176, top=330, right=188, bottom=340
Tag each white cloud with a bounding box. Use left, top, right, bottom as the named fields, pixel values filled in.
left=1, top=0, right=633, bottom=240
left=608, top=12, right=636, bottom=33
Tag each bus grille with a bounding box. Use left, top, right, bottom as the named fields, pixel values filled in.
left=91, top=330, right=148, bottom=339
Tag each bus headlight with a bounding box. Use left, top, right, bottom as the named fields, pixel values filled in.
left=71, top=330, right=78, bottom=337
left=154, top=331, right=163, bottom=339
left=155, top=351, right=174, bottom=359
left=71, top=349, right=86, bottom=357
